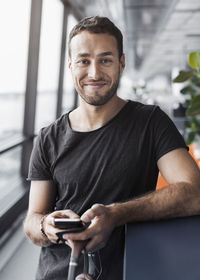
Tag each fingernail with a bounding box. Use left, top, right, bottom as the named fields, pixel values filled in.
left=81, top=215, right=89, bottom=223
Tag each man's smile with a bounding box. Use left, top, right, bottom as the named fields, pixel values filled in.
left=84, top=82, right=107, bottom=89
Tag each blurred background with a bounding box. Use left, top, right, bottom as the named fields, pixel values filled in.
left=0, top=0, right=200, bottom=279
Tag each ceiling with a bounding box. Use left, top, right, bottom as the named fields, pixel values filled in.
left=65, top=0, right=200, bottom=81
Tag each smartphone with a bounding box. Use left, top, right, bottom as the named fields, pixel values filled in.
left=54, top=218, right=84, bottom=230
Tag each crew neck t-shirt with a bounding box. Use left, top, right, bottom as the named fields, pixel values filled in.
left=28, top=100, right=188, bottom=280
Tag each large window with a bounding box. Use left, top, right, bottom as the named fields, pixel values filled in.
left=0, top=0, right=31, bottom=144
left=0, top=0, right=31, bottom=207
left=35, top=0, right=63, bottom=132
left=63, top=14, right=78, bottom=113
left=0, top=147, right=22, bottom=202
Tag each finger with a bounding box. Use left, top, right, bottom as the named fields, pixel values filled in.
left=47, top=230, right=61, bottom=244
left=85, top=237, right=106, bottom=253
left=75, top=275, right=84, bottom=280
left=65, top=239, right=79, bottom=249
left=66, top=239, right=74, bottom=247
left=81, top=204, right=104, bottom=223
left=45, top=216, right=55, bottom=226
left=91, top=203, right=104, bottom=213
left=62, top=209, right=80, bottom=219
left=62, top=226, right=95, bottom=241
left=76, top=274, right=94, bottom=280
left=51, top=209, right=80, bottom=219
left=65, top=240, right=70, bottom=247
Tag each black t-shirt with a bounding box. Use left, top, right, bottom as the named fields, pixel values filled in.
left=28, top=100, right=188, bottom=280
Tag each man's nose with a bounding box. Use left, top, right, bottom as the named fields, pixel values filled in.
left=88, top=61, right=101, bottom=80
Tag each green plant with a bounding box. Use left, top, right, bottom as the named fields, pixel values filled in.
left=173, top=51, right=200, bottom=144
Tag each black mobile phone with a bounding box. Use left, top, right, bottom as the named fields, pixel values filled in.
left=55, top=218, right=89, bottom=243
left=54, top=218, right=84, bottom=230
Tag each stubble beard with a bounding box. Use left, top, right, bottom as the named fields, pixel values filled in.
left=77, top=74, right=120, bottom=106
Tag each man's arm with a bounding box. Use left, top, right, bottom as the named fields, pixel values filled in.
left=63, top=148, right=200, bottom=252
left=109, top=148, right=200, bottom=224
left=24, top=180, right=56, bottom=247
left=24, top=180, right=80, bottom=247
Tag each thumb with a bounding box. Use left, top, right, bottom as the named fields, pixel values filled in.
left=81, top=204, right=105, bottom=223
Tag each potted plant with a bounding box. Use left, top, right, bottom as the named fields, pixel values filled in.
left=173, top=51, right=200, bottom=145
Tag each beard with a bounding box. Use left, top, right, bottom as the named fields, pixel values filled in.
left=76, top=74, right=120, bottom=106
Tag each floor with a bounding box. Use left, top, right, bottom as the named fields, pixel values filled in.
left=0, top=227, right=40, bottom=280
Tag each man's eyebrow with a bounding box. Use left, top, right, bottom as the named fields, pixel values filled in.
left=77, top=51, right=114, bottom=58
left=77, top=53, right=90, bottom=58
left=98, top=52, right=114, bottom=57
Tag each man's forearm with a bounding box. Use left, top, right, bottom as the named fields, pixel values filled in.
left=60, top=181, right=200, bottom=253
left=24, top=213, right=51, bottom=247
left=109, top=182, right=200, bottom=227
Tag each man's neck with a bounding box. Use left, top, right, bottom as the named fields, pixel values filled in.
left=69, top=96, right=127, bottom=132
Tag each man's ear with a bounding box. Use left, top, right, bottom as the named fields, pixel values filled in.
left=119, top=54, right=125, bottom=74
left=68, top=57, right=72, bottom=69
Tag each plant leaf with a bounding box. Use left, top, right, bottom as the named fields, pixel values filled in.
left=132, top=87, right=137, bottom=93
left=186, top=95, right=200, bottom=116
left=173, top=71, right=195, bottom=83
left=187, top=108, right=200, bottom=117
left=186, top=131, right=195, bottom=145
left=191, top=95, right=200, bottom=106
left=188, top=51, right=200, bottom=71
left=185, top=120, right=192, bottom=128
left=180, top=85, right=196, bottom=95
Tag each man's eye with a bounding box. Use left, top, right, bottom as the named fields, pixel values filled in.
left=100, top=59, right=112, bottom=64
left=78, top=59, right=89, bottom=65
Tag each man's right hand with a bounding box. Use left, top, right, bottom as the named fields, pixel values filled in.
left=43, top=209, right=80, bottom=244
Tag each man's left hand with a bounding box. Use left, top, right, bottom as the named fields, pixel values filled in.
left=62, top=204, right=115, bottom=252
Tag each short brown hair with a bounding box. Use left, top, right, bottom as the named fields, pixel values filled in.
left=68, top=16, right=123, bottom=59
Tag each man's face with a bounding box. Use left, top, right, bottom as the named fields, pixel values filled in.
left=68, top=31, right=125, bottom=106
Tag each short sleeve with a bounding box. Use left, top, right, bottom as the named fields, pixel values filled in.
left=27, top=128, right=53, bottom=181
left=151, top=107, right=188, bottom=161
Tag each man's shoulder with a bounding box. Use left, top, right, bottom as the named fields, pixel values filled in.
left=39, top=113, right=69, bottom=140
left=127, top=100, right=159, bottom=117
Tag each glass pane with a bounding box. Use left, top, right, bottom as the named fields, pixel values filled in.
left=63, top=14, right=78, bottom=113
left=35, top=0, right=63, bottom=132
left=0, top=146, right=22, bottom=202
left=0, top=1, right=31, bottom=144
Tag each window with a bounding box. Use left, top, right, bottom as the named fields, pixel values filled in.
left=35, top=0, right=63, bottom=132
left=0, top=146, right=22, bottom=203
left=63, top=14, right=78, bottom=113
left=0, top=0, right=31, bottom=144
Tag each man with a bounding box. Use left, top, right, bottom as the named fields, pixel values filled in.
left=24, top=16, right=200, bottom=280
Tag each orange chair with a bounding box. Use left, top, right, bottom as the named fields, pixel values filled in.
left=156, top=145, right=200, bottom=190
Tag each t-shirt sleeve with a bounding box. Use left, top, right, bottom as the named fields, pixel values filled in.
left=27, top=128, right=53, bottom=181
left=151, top=107, right=188, bottom=161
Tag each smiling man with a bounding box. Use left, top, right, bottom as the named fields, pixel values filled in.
left=24, top=16, right=200, bottom=280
